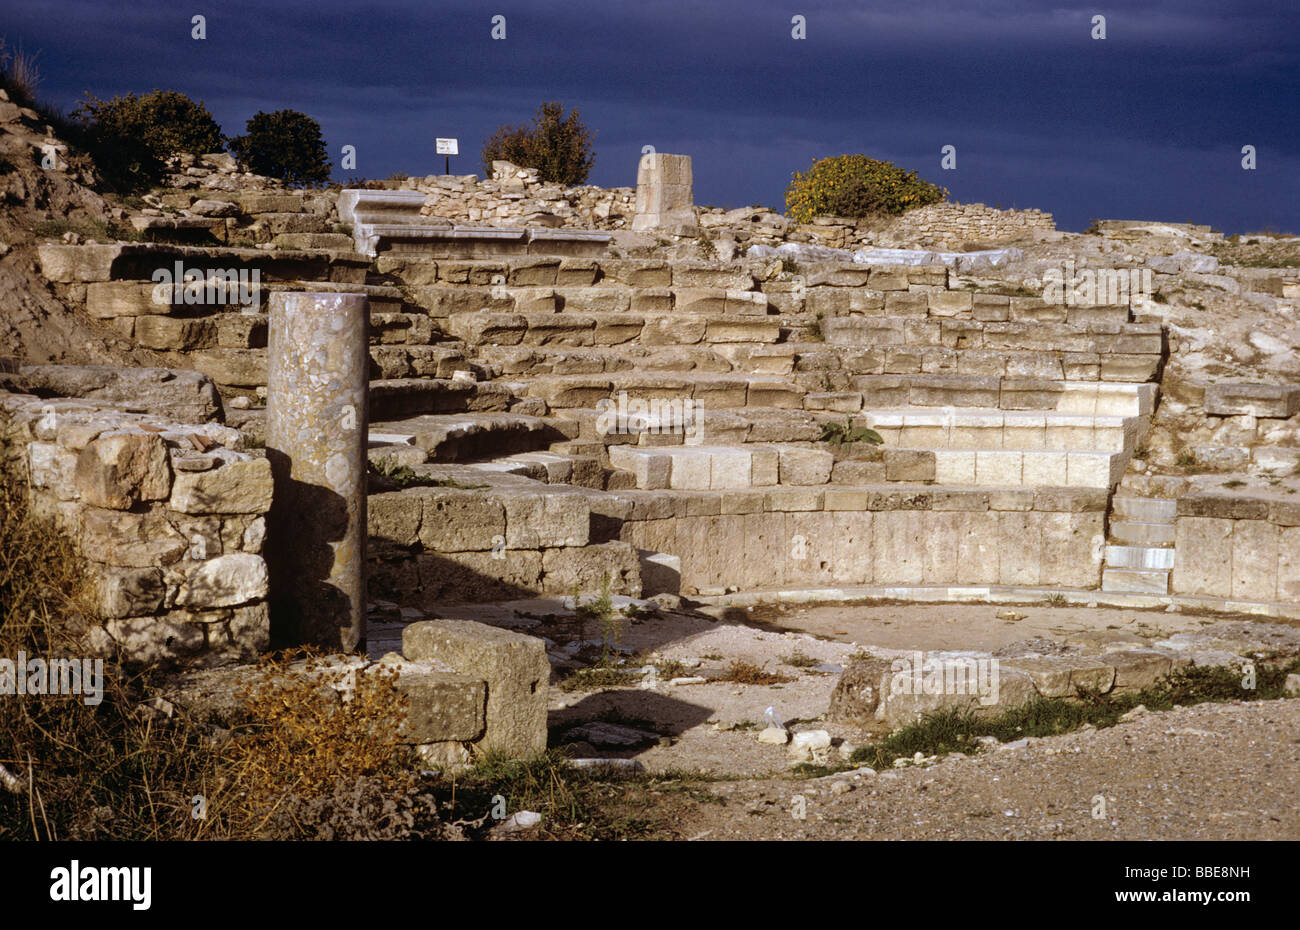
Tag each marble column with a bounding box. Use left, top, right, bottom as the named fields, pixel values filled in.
left=266, top=292, right=369, bottom=651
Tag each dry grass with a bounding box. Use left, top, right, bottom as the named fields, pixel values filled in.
left=0, top=469, right=447, bottom=840
left=0, top=37, right=41, bottom=105
left=714, top=660, right=794, bottom=685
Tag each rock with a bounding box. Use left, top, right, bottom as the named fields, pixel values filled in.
left=787, top=729, right=832, bottom=761
left=827, top=655, right=893, bottom=723
left=18, top=365, right=221, bottom=422
left=997, top=610, right=1027, bottom=621
left=1284, top=674, right=1300, bottom=696
left=565, top=721, right=659, bottom=748
left=669, top=676, right=706, bottom=686
left=830, top=781, right=853, bottom=795
left=189, top=199, right=239, bottom=217
left=998, top=738, right=1030, bottom=751
left=169, top=457, right=273, bottom=514
left=1119, top=704, right=1149, bottom=722
left=74, top=433, right=171, bottom=509
left=402, top=619, right=549, bottom=756
left=501, top=810, right=541, bottom=831
left=177, top=553, right=268, bottom=608
left=757, top=726, right=790, bottom=745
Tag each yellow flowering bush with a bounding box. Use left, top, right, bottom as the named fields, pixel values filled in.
left=785, top=154, right=947, bottom=223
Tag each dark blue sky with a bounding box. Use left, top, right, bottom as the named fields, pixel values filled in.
left=3, top=0, right=1296, bottom=232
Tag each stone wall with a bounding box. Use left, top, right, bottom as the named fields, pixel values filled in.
left=0, top=391, right=272, bottom=666
left=367, top=481, right=642, bottom=605
left=875, top=202, right=1055, bottom=249
left=1172, top=492, right=1300, bottom=604
left=613, top=485, right=1106, bottom=594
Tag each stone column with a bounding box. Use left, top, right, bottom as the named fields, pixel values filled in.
left=631, top=152, right=699, bottom=237
left=266, top=292, right=369, bottom=651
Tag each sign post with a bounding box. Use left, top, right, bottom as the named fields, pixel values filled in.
left=436, top=137, right=459, bottom=176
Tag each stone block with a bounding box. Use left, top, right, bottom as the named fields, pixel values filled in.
left=177, top=553, right=269, bottom=608
left=169, top=457, right=273, bottom=515
left=778, top=447, right=833, bottom=485
left=75, top=433, right=171, bottom=510
left=403, top=619, right=549, bottom=756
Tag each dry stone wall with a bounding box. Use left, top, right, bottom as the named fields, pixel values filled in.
left=0, top=391, right=272, bottom=666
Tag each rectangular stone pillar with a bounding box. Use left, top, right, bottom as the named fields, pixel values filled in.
left=632, top=153, right=699, bottom=237
left=266, top=292, right=370, bottom=651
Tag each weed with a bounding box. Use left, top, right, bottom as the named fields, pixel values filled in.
left=819, top=416, right=883, bottom=448
left=714, top=660, right=794, bottom=685
left=782, top=651, right=819, bottom=668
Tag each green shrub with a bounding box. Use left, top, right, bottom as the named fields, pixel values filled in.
left=481, top=101, right=595, bottom=185
left=72, top=90, right=225, bottom=192
left=785, top=154, right=947, bottom=224
left=229, top=109, right=332, bottom=187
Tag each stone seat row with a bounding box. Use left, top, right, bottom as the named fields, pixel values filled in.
left=604, top=443, right=1127, bottom=490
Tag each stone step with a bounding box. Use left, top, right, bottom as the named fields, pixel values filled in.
left=464, top=339, right=1159, bottom=384
left=1104, top=545, right=1176, bottom=571
left=1111, top=496, right=1177, bottom=524
left=1101, top=568, right=1171, bottom=595
left=444, top=311, right=783, bottom=348
left=930, top=448, right=1126, bottom=489
left=368, top=378, right=516, bottom=420
left=370, top=412, right=576, bottom=462
left=855, top=375, right=1157, bottom=416
left=1108, top=520, right=1176, bottom=547
left=39, top=242, right=369, bottom=285
left=464, top=451, right=604, bottom=488
left=524, top=373, right=806, bottom=410
left=606, top=442, right=1126, bottom=490
left=859, top=407, right=1140, bottom=452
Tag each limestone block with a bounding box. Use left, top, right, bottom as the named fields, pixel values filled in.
left=778, top=447, right=833, bottom=485
left=1230, top=519, right=1278, bottom=602
left=501, top=490, right=590, bottom=548
left=79, top=507, right=188, bottom=568
left=74, top=433, right=171, bottom=510
left=1172, top=516, right=1233, bottom=597
left=177, top=553, right=269, bottom=608
left=359, top=666, right=486, bottom=744
left=1278, top=526, right=1300, bottom=603
left=169, top=456, right=273, bottom=515
left=97, top=567, right=166, bottom=619
left=403, top=619, right=549, bottom=756
left=28, top=442, right=79, bottom=500
left=997, top=511, right=1042, bottom=585
left=541, top=541, right=641, bottom=595
left=709, top=448, right=753, bottom=489
left=669, top=449, right=712, bottom=490
left=975, top=450, right=1022, bottom=486
left=415, top=490, right=504, bottom=551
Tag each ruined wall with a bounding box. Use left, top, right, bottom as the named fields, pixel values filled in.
left=614, top=486, right=1106, bottom=594
left=366, top=482, right=642, bottom=605
left=875, top=202, right=1055, bottom=249
left=0, top=392, right=271, bottom=665
left=1172, top=493, right=1300, bottom=605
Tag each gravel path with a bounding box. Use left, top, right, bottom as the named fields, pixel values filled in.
left=677, top=699, right=1300, bottom=840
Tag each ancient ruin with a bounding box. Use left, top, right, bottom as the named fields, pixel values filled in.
left=1, top=87, right=1297, bottom=844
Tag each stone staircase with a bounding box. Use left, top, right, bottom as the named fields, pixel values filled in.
left=1102, top=496, right=1177, bottom=593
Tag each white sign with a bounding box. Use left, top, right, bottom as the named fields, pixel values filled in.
left=436, top=138, right=459, bottom=156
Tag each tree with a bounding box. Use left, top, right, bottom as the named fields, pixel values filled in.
left=481, top=101, right=595, bottom=186
left=74, top=89, right=225, bottom=192
left=229, top=110, right=332, bottom=187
